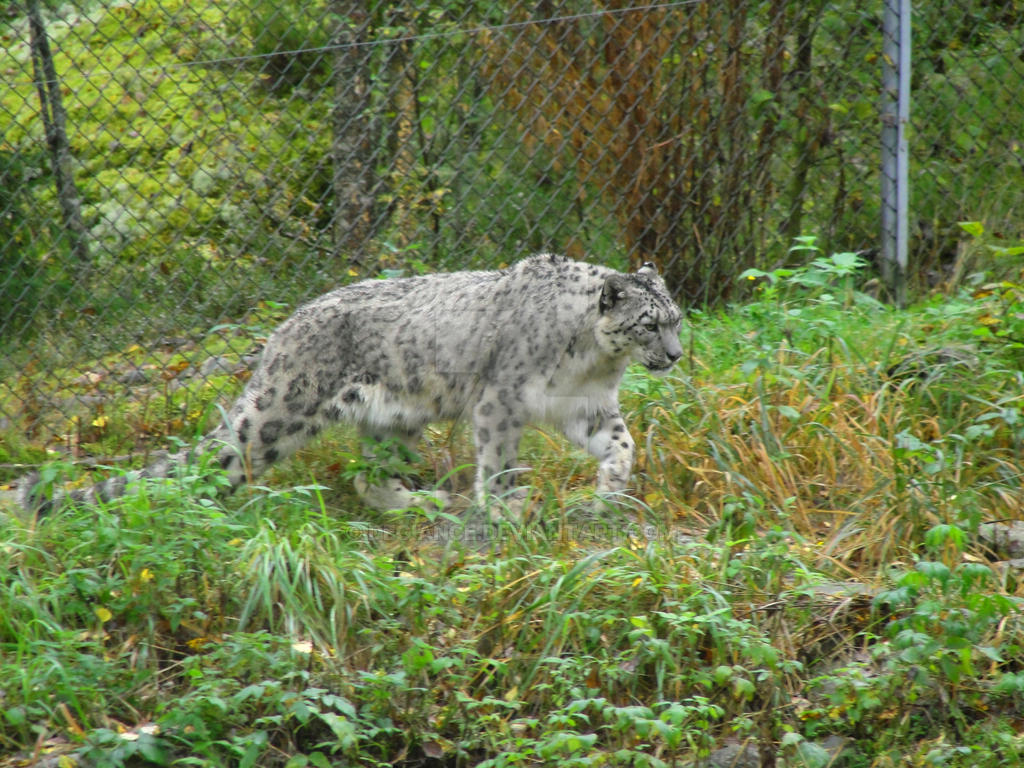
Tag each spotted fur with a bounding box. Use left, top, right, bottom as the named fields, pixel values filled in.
left=21, top=254, right=683, bottom=516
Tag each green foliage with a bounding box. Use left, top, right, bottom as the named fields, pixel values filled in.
left=877, top=523, right=1017, bottom=691
left=956, top=221, right=1024, bottom=360
left=913, top=12, right=1024, bottom=265
left=739, top=235, right=879, bottom=310
left=801, top=523, right=1021, bottom=754
left=225, top=0, right=333, bottom=91
left=0, top=149, right=45, bottom=336
left=1, top=468, right=787, bottom=763
left=339, top=435, right=421, bottom=490
left=1, top=0, right=338, bottom=361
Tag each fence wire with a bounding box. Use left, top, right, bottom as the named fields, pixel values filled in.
left=1, top=0, right=1022, bottom=466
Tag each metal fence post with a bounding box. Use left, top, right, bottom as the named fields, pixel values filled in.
left=881, top=0, right=911, bottom=307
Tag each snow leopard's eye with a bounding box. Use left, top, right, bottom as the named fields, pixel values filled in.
left=642, top=322, right=658, bottom=333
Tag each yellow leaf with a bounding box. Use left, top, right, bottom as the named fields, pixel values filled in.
left=632, top=577, right=644, bottom=587
left=95, top=606, right=113, bottom=623
left=504, top=685, right=519, bottom=702
left=91, top=415, right=108, bottom=428
left=139, top=568, right=154, bottom=583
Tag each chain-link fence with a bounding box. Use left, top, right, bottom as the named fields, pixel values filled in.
left=2, top=0, right=1023, bottom=466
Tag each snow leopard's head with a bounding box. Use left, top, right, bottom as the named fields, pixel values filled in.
left=596, top=262, right=683, bottom=374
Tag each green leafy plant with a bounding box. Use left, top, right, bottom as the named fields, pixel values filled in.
left=339, top=435, right=421, bottom=490
left=739, top=235, right=877, bottom=308
left=846, top=523, right=1022, bottom=740
left=957, top=221, right=1024, bottom=357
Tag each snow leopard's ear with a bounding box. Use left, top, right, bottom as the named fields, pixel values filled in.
left=599, top=274, right=631, bottom=314
left=636, top=261, right=658, bottom=277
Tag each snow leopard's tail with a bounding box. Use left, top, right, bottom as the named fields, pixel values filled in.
left=16, top=446, right=224, bottom=516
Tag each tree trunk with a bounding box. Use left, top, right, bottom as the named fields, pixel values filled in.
left=780, top=6, right=826, bottom=246
left=27, top=0, right=89, bottom=269
left=330, top=2, right=375, bottom=263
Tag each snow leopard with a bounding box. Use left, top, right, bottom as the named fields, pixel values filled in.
left=20, top=254, right=683, bottom=517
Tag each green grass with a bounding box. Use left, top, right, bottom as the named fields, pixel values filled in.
left=3, top=258, right=1024, bottom=767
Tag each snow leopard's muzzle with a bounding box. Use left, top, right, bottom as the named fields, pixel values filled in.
left=643, top=357, right=680, bottom=376
left=642, top=329, right=683, bottom=374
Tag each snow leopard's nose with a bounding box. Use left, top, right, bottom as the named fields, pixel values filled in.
left=662, top=330, right=683, bottom=363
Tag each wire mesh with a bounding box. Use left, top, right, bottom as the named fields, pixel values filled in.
left=1, top=0, right=1022, bottom=467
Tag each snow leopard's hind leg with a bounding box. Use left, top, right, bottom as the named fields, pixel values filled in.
left=205, top=372, right=333, bottom=495
left=352, top=426, right=450, bottom=511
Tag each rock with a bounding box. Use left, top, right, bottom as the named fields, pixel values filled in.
left=808, top=581, right=875, bottom=599
left=701, top=740, right=761, bottom=768
left=200, top=355, right=236, bottom=376
left=978, top=522, right=1024, bottom=560
left=118, top=367, right=149, bottom=385
left=683, top=735, right=848, bottom=767
left=987, top=558, right=1024, bottom=587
